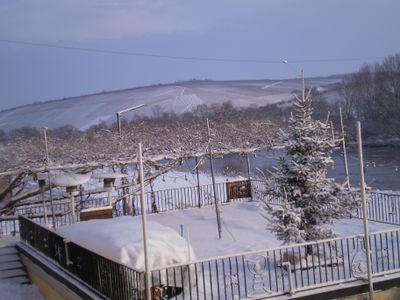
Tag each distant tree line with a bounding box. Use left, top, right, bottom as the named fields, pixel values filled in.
left=340, top=53, right=400, bottom=141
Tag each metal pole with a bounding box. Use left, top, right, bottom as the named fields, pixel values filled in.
left=245, top=152, right=252, bottom=181
left=138, top=143, right=151, bottom=300
left=356, top=121, right=374, bottom=300
left=116, top=113, right=121, bottom=138
left=207, top=119, right=222, bottom=239
left=43, top=127, right=57, bottom=229
left=70, top=194, right=76, bottom=224
left=107, top=190, right=112, bottom=206
left=195, top=156, right=202, bottom=208
left=340, top=106, right=351, bottom=189
left=40, top=186, right=48, bottom=225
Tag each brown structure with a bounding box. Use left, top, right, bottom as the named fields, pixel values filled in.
left=79, top=206, right=113, bottom=221
left=226, top=180, right=251, bottom=201
left=0, top=175, right=11, bottom=203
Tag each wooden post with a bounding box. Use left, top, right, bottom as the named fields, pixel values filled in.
left=356, top=121, right=374, bottom=300
left=138, top=143, right=151, bottom=300
left=340, top=106, right=351, bottom=189
left=207, top=119, right=222, bottom=239
left=195, top=156, right=202, bottom=208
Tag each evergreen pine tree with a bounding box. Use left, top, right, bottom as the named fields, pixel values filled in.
left=264, top=72, right=358, bottom=248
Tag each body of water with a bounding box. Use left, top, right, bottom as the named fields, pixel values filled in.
left=177, top=147, right=400, bottom=191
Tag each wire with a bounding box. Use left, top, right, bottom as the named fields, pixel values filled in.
left=0, top=39, right=283, bottom=64
left=0, top=38, right=386, bottom=65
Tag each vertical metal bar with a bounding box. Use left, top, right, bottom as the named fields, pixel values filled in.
left=279, top=249, right=285, bottom=291
left=242, top=256, right=248, bottom=297
left=341, top=239, right=346, bottom=279
left=311, top=245, right=316, bottom=285
left=329, top=242, right=334, bottom=281
left=317, top=243, right=322, bottom=284
left=222, top=259, right=227, bottom=300
left=356, top=121, right=374, bottom=300
left=322, top=243, right=328, bottom=282
left=180, top=266, right=185, bottom=299
left=396, top=231, right=400, bottom=269
left=195, top=156, right=201, bottom=208
left=194, top=264, right=199, bottom=300
left=207, top=118, right=222, bottom=239
left=208, top=261, right=214, bottom=300
left=339, top=106, right=350, bottom=189
left=188, top=265, right=193, bottom=300
left=201, top=262, right=206, bottom=300
left=335, top=240, right=340, bottom=280
left=138, top=143, right=151, bottom=300
left=235, top=256, right=241, bottom=298
left=229, top=258, right=234, bottom=298
left=215, top=260, right=221, bottom=300
left=291, top=248, right=298, bottom=288
left=385, top=232, right=390, bottom=270
left=273, top=251, right=278, bottom=292
left=380, top=234, right=385, bottom=271
left=391, top=231, right=395, bottom=270
left=374, top=235, right=379, bottom=272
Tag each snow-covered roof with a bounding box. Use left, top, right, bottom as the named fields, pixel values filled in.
left=52, top=173, right=91, bottom=187
left=91, top=173, right=127, bottom=179
left=57, top=216, right=196, bottom=286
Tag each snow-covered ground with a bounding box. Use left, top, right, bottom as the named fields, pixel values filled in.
left=57, top=200, right=397, bottom=265
left=148, top=201, right=396, bottom=260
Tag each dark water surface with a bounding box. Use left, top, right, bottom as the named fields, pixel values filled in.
left=179, top=147, right=400, bottom=191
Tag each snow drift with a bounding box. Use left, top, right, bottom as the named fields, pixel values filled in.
left=57, top=216, right=196, bottom=275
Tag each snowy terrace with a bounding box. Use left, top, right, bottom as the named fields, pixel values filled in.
left=14, top=177, right=400, bottom=300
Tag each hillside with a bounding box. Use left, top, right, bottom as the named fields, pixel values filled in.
left=0, top=75, right=344, bottom=131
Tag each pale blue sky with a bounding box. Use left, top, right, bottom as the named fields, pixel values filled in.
left=0, top=0, right=399, bottom=110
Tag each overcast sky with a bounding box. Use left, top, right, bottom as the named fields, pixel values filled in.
left=0, top=0, right=399, bottom=110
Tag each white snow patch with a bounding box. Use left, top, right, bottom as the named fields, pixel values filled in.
left=57, top=217, right=196, bottom=273
left=148, top=202, right=397, bottom=259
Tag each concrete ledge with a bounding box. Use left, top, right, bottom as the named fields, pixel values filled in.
left=16, top=242, right=106, bottom=300
left=267, top=272, right=400, bottom=300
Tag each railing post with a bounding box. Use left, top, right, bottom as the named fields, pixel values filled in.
left=195, top=156, right=202, bottom=208
left=282, top=262, right=295, bottom=295
left=64, top=239, right=73, bottom=266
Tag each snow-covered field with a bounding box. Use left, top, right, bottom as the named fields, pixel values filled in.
left=0, top=76, right=343, bottom=131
